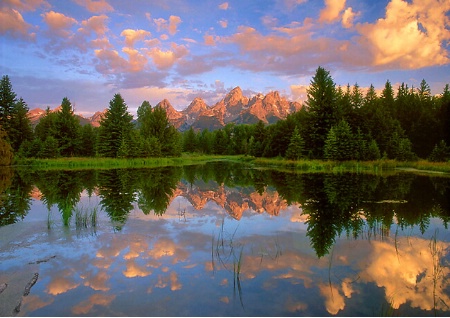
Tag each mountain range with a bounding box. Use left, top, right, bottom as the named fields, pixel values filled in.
left=27, top=87, right=302, bottom=131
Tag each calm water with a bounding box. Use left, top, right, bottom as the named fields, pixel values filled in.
left=0, top=162, right=449, bottom=316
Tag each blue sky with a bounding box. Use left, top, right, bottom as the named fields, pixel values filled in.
left=1, top=0, right=449, bottom=116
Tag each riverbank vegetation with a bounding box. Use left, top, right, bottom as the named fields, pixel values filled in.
left=1, top=66, right=449, bottom=167
left=13, top=154, right=450, bottom=174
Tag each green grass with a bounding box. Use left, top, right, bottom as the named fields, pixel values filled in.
left=249, top=157, right=450, bottom=174
left=14, top=154, right=241, bottom=170
left=13, top=155, right=450, bottom=174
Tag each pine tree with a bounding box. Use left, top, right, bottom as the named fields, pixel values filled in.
left=8, top=98, right=33, bottom=152
left=0, top=75, right=17, bottom=133
left=324, top=120, right=356, bottom=161
left=98, top=93, right=134, bottom=158
left=137, top=102, right=181, bottom=157
left=183, top=127, right=197, bottom=153
left=55, top=97, right=81, bottom=157
left=285, top=127, right=304, bottom=160
left=0, top=126, right=13, bottom=165
left=304, top=66, right=337, bottom=158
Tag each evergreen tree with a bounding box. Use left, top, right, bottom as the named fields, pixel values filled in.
left=40, top=136, right=59, bottom=158
left=55, top=97, right=81, bottom=157
left=304, top=66, right=337, bottom=158
left=98, top=93, right=134, bottom=158
left=35, top=108, right=58, bottom=142
left=8, top=98, right=33, bottom=152
left=324, top=120, right=356, bottom=161
left=183, top=127, right=197, bottom=153
left=0, top=75, right=17, bottom=133
left=79, top=124, right=97, bottom=156
left=0, top=126, right=13, bottom=165
left=137, top=102, right=181, bottom=157
left=213, top=129, right=228, bottom=155
left=428, top=140, right=450, bottom=162
left=380, top=80, right=395, bottom=113
left=285, top=127, right=305, bottom=160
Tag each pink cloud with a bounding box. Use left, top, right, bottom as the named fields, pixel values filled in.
left=203, top=34, right=219, bottom=46
left=219, top=2, right=229, bottom=10
left=2, top=0, right=49, bottom=11
left=122, top=47, right=148, bottom=72
left=341, top=7, right=358, bottom=29
left=42, top=10, right=77, bottom=37
left=73, top=0, right=113, bottom=13
left=319, top=0, right=346, bottom=23
left=79, top=15, right=109, bottom=36
left=153, top=15, right=182, bottom=36
left=355, top=0, right=450, bottom=69
left=0, top=7, right=34, bottom=39
left=94, top=48, right=129, bottom=74
left=121, top=29, right=151, bottom=47
left=219, top=19, right=228, bottom=28
left=147, top=43, right=188, bottom=69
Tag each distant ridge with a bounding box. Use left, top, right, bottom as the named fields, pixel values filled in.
left=27, top=87, right=302, bottom=131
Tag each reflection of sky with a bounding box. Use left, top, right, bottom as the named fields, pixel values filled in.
left=0, top=190, right=449, bottom=316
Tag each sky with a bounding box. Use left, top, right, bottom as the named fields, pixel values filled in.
left=1, top=0, right=449, bottom=116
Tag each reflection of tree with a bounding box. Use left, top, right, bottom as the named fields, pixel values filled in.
left=98, top=169, right=136, bottom=229
left=0, top=167, right=32, bottom=226
left=35, top=170, right=86, bottom=225
left=137, top=167, right=182, bottom=216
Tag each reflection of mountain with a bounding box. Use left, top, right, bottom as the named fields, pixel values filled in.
left=176, top=181, right=289, bottom=220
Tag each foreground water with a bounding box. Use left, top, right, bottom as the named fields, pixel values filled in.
left=0, top=162, right=449, bottom=316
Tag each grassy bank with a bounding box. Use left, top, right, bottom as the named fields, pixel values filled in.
left=249, top=157, right=450, bottom=174
left=13, top=155, right=241, bottom=170
left=13, top=155, right=450, bottom=174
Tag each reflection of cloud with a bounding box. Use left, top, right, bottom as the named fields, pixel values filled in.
left=148, top=237, right=189, bottom=264
left=318, top=283, right=346, bottom=315
left=360, top=238, right=450, bottom=310
left=72, top=294, right=116, bottom=315
left=46, top=269, right=80, bottom=295
left=21, top=295, right=54, bottom=313
left=82, top=270, right=110, bottom=291
left=123, top=259, right=152, bottom=278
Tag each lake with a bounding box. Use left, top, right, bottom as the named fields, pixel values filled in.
left=0, top=162, right=449, bottom=316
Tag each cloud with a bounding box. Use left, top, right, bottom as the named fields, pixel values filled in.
left=283, top=0, right=307, bottom=10
left=94, top=48, right=129, bottom=74
left=219, top=19, right=228, bottom=28
left=319, top=0, right=346, bottom=23
left=79, top=14, right=109, bottom=36
left=153, top=15, right=182, bottom=36
left=290, top=84, right=308, bottom=101
left=73, top=0, right=113, bottom=13
left=355, top=0, right=450, bottom=69
left=0, top=7, right=34, bottom=39
left=122, top=47, right=148, bottom=72
left=2, top=0, right=50, bottom=11
left=341, top=7, right=357, bottom=29
left=42, top=10, right=77, bottom=37
left=219, top=2, right=229, bottom=10
left=147, top=43, right=188, bottom=69
left=204, top=34, right=219, bottom=46
left=121, top=29, right=151, bottom=47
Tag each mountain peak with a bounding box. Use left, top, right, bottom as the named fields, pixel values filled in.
left=224, top=86, right=244, bottom=104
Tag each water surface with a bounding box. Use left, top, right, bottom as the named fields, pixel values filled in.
left=0, top=163, right=449, bottom=316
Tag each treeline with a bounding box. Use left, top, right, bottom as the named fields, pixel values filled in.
left=1, top=66, right=449, bottom=164
left=181, top=67, right=450, bottom=162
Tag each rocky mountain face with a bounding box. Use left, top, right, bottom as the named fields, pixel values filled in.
left=28, top=107, right=105, bottom=127
left=27, top=87, right=301, bottom=130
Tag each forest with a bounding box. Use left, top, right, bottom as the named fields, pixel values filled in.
left=0, top=66, right=449, bottom=165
